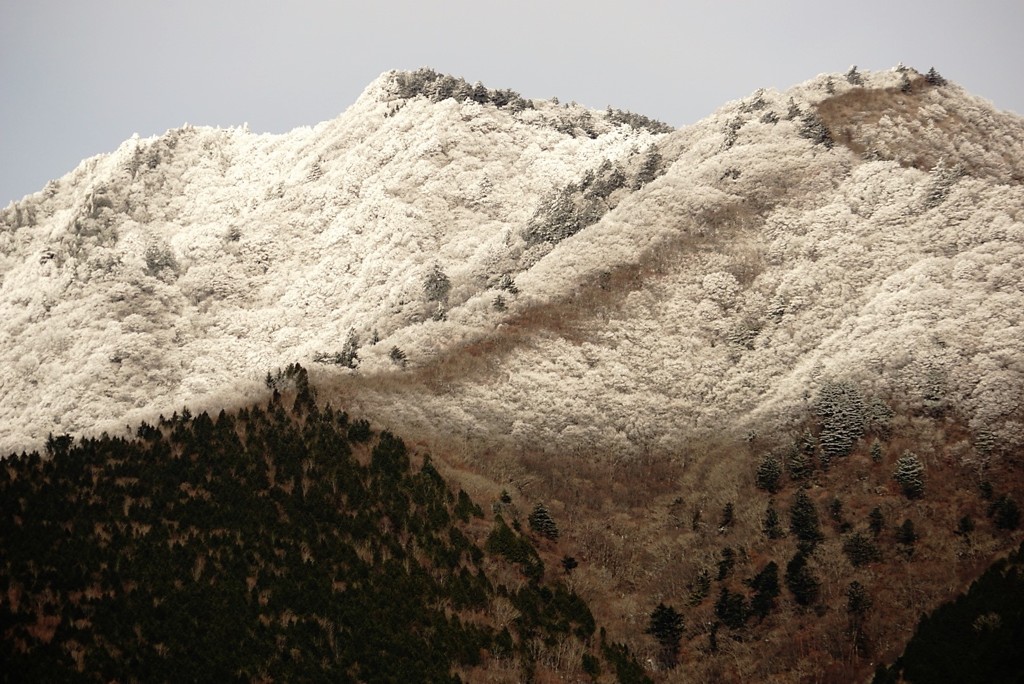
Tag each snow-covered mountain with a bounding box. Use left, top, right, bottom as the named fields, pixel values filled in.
left=2, top=66, right=1023, bottom=459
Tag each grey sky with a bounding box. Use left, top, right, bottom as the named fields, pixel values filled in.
left=2, top=0, right=1022, bottom=206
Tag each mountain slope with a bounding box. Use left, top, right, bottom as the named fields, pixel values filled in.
left=0, top=70, right=663, bottom=452
left=325, top=67, right=1024, bottom=462
left=3, top=67, right=1022, bottom=459
left=2, top=65, right=1024, bottom=682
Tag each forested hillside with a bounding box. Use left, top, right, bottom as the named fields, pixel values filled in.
left=1, top=64, right=1023, bottom=681
left=1, top=366, right=643, bottom=682
left=3, top=367, right=1020, bottom=682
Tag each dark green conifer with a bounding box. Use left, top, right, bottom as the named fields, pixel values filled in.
left=646, top=603, right=685, bottom=669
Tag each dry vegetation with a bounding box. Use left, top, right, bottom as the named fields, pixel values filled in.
left=365, top=383, right=1024, bottom=682
left=818, top=75, right=1024, bottom=183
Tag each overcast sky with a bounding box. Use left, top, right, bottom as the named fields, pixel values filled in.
left=2, top=0, right=1022, bottom=206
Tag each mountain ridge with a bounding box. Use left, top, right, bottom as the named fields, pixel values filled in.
left=1, top=66, right=1022, bottom=461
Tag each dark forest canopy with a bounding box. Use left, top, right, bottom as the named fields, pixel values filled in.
left=0, top=365, right=627, bottom=682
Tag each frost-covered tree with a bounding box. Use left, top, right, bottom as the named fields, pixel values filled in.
left=893, top=452, right=925, bottom=498
left=583, top=160, right=626, bottom=200
left=523, top=186, right=580, bottom=245
left=144, top=242, right=179, bottom=278
left=785, top=97, right=801, bottom=120
left=923, top=159, right=965, bottom=209
left=815, top=381, right=866, bottom=460
left=845, top=65, right=864, bottom=86
left=723, top=117, right=743, bottom=149
left=497, top=273, right=519, bottom=295
left=899, top=71, right=913, bottom=94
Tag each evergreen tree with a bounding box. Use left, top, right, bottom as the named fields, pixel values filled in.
left=800, top=112, right=834, bottom=148
left=843, top=532, right=882, bottom=567
left=646, top=603, right=685, bottom=669
left=788, top=433, right=815, bottom=480
left=815, top=381, right=866, bottom=460
left=845, top=65, right=864, bottom=86
left=632, top=146, right=662, bottom=189
left=990, top=495, right=1020, bottom=530
left=423, top=263, right=451, bottom=304
left=897, top=519, right=918, bottom=558
left=717, top=547, right=736, bottom=581
left=688, top=568, right=712, bottom=606
left=829, top=497, right=844, bottom=524
left=790, top=488, right=823, bottom=546
left=719, top=502, right=735, bottom=531
left=528, top=503, right=559, bottom=540
left=747, top=561, right=780, bottom=620
left=846, top=580, right=872, bottom=618
left=785, top=550, right=821, bottom=606
left=871, top=440, right=883, bottom=463
left=900, top=71, right=913, bottom=94
left=339, top=328, right=360, bottom=368
left=847, top=580, right=873, bottom=656
left=388, top=346, right=407, bottom=368
left=785, top=98, right=801, bottom=120
left=756, top=454, right=783, bottom=493
left=763, top=503, right=785, bottom=539
left=893, top=452, right=925, bottom=498
left=955, top=514, right=975, bottom=538
left=715, top=587, right=749, bottom=630
left=869, top=507, right=885, bottom=538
